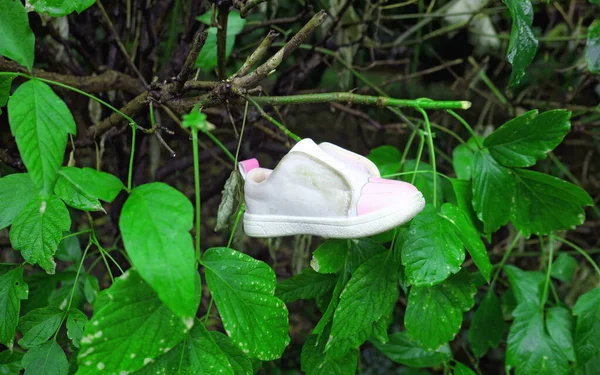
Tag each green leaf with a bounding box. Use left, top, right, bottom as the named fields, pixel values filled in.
left=484, top=110, right=571, bottom=167
left=439, top=203, right=492, bottom=282
left=472, top=151, right=515, bottom=233
left=54, top=174, right=104, bottom=212
left=195, top=11, right=246, bottom=70
left=452, top=144, right=475, bottom=180
left=133, top=322, right=237, bottom=375
left=8, top=80, right=77, bottom=197
left=120, top=182, right=199, bottom=318
left=275, top=268, right=337, bottom=303
left=402, top=205, right=465, bottom=286
left=550, top=253, right=578, bottom=283
left=22, top=341, right=68, bottom=375
left=372, top=331, right=451, bottom=368
left=76, top=270, right=189, bottom=374
left=0, top=74, right=16, bottom=109
left=502, top=0, right=538, bottom=87
left=210, top=331, right=253, bottom=375
left=55, top=234, right=82, bottom=263
left=367, top=145, right=401, bottom=176
left=66, top=308, right=88, bottom=348
left=506, top=302, right=568, bottom=375
left=468, top=291, right=504, bottom=357
left=405, top=272, right=475, bottom=350
left=0, top=0, right=35, bottom=70
left=9, top=196, right=71, bottom=274
left=215, top=170, right=243, bottom=232
left=83, top=273, right=99, bottom=304
left=18, top=307, right=63, bottom=349
left=454, top=362, right=476, bottom=375
left=0, top=267, right=28, bottom=348
left=0, top=350, right=24, bottom=374
left=58, top=167, right=125, bottom=203
left=203, top=247, right=290, bottom=360
left=573, top=287, right=600, bottom=364
left=586, top=19, right=600, bottom=74
left=347, top=238, right=387, bottom=274
left=29, top=0, right=95, bottom=17
left=546, top=306, right=575, bottom=362
left=402, top=160, right=443, bottom=208
left=511, top=169, right=593, bottom=236
left=310, top=239, right=347, bottom=274
left=0, top=173, right=36, bottom=230
left=450, top=178, right=483, bottom=233
left=504, top=265, right=544, bottom=306
left=301, top=333, right=357, bottom=375
left=326, top=250, right=399, bottom=359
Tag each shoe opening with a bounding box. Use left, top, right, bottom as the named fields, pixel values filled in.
left=247, top=168, right=273, bottom=183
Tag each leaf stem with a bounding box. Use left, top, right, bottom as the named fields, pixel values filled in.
left=416, top=108, right=437, bottom=206
left=227, top=203, right=245, bottom=248
left=191, top=128, right=202, bottom=260
left=540, top=234, right=554, bottom=306
left=447, top=109, right=483, bottom=149
left=245, top=97, right=301, bottom=142
left=127, top=125, right=136, bottom=192
left=490, top=234, right=522, bottom=289
left=411, top=130, right=425, bottom=185
left=556, top=237, right=600, bottom=277
left=203, top=131, right=236, bottom=163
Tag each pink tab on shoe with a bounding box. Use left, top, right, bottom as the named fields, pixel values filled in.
left=357, top=177, right=419, bottom=216
left=238, top=158, right=260, bottom=179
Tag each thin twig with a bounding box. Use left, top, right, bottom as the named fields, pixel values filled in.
left=217, top=8, right=229, bottom=80
left=232, top=30, right=279, bottom=79
left=175, top=30, right=208, bottom=92
left=239, top=0, right=266, bottom=17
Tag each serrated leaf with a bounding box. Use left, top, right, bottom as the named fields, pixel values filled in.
left=372, top=331, right=451, bottom=368
left=0, top=349, right=24, bottom=374
left=313, top=274, right=346, bottom=338
left=502, top=0, right=538, bottom=87
left=454, top=362, right=476, bottom=375
left=573, top=287, right=600, bottom=364
left=586, top=19, right=600, bottom=74
left=453, top=144, right=475, bottom=180
left=504, top=265, right=544, bottom=306
left=484, top=110, right=571, bottom=167
left=0, top=173, right=36, bottom=230
left=195, top=11, right=246, bottom=70
left=402, top=205, right=465, bottom=286
left=275, top=268, right=337, bottom=303
left=511, top=169, right=593, bottom=236
left=55, top=234, right=82, bottom=263
left=0, top=0, right=35, bottom=70
left=326, top=250, right=399, bottom=359
left=507, top=302, right=568, bottom=375
left=8, top=80, right=76, bottom=197
left=18, top=307, right=63, bottom=349
left=22, top=341, right=68, bottom=375
left=83, top=273, right=99, bottom=304
left=203, top=247, right=290, bottom=360
left=546, top=306, right=575, bottom=362
left=48, top=271, right=85, bottom=311
left=10, top=196, right=71, bottom=274
left=58, top=167, right=125, bottom=203
left=450, top=178, right=483, bottom=233
left=215, top=170, right=242, bottom=232
left=405, top=272, right=475, bottom=350
left=133, top=322, right=236, bottom=375
left=0, top=268, right=28, bottom=348
left=120, top=182, right=199, bottom=318
left=468, top=291, right=504, bottom=357
left=0, top=74, right=16, bottom=109
left=29, top=0, right=95, bottom=17
left=301, top=333, right=357, bottom=375
left=54, top=174, right=104, bottom=212
left=439, top=203, right=492, bottom=282
left=310, top=239, right=347, bottom=274
left=76, top=270, right=188, bottom=374
left=367, top=145, right=401, bottom=176
left=550, top=253, right=578, bottom=283
left=210, top=331, right=253, bottom=375
left=347, top=238, right=387, bottom=274
left=66, top=308, right=87, bottom=348
left=472, top=151, right=515, bottom=233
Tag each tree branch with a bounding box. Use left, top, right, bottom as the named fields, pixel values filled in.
left=217, top=8, right=229, bottom=80
left=237, top=0, right=266, bottom=18
left=175, top=30, right=208, bottom=92
left=232, top=30, right=279, bottom=78
left=233, top=10, right=328, bottom=89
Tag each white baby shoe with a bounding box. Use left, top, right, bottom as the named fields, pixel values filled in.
left=239, top=139, right=425, bottom=238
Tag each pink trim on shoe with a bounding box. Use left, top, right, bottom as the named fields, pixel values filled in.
left=357, top=177, right=419, bottom=216
left=238, top=158, right=260, bottom=179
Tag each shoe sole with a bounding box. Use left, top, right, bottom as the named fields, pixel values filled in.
left=243, top=193, right=426, bottom=239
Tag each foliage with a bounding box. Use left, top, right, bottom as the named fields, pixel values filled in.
left=0, top=1, right=598, bottom=375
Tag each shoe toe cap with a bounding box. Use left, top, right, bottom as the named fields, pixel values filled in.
left=357, top=177, right=420, bottom=216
